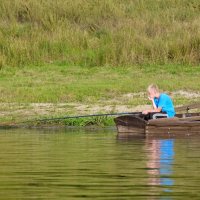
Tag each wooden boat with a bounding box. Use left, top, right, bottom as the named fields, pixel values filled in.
left=114, top=103, right=200, bottom=138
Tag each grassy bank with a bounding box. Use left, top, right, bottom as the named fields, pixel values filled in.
left=1, top=0, right=200, bottom=68
left=1, top=0, right=200, bottom=126
left=1, top=64, right=200, bottom=126
left=1, top=64, right=200, bottom=103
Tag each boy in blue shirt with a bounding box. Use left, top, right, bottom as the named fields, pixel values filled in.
left=142, top=84, right=175, bottom=118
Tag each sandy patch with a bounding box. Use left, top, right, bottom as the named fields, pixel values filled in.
left=0, top=102, right=151, bottom=121
left=172, top=90, right=200, bottom=98
left=0, top=90, right=200, bottom=122
left=120, top=90, right=200, bottom=100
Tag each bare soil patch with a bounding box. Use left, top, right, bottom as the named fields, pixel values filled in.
left=0, top=90, right=199, bottom=124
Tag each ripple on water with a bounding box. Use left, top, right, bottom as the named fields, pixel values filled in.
left=0, top=129, right=200, bottom=199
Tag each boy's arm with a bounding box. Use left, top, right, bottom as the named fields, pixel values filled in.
left=143, top=98, right=161, bottom=114
left=142, top=107, right=162, bottom=114
left=151, top=98, right=157, bottom=109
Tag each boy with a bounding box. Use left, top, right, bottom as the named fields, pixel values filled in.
left=142, top=84, right=175, bottom=118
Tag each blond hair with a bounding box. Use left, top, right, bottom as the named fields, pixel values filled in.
left=147, top=84, right=159, bottom=93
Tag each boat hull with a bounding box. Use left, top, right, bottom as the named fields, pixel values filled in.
left=114, top=113, right=200, bottom=138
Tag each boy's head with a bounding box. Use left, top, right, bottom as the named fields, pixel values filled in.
left=147, top=84, right=160, bottom=98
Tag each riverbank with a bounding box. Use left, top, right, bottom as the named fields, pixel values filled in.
left=0, top=102, right=152, bottom=127
left=1, top=64, right=200, bottom=127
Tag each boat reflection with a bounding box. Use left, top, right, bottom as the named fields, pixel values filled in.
left=146, top=139, right=174, bottom=194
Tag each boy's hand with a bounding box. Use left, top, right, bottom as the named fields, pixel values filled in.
left=148, top=96, right=154, bottom=101
left=142, top=110, right=149, bottom=115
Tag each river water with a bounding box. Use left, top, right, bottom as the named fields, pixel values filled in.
left=0, top=128, right=200, bottom=200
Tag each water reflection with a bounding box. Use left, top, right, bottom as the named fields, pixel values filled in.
left=146, top=139, right=174, bottom=195
left=1, top=129, right=200, bottom=199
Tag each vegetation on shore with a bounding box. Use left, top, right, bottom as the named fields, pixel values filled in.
left=26, top=116, right=115, bottom=128
left=1, top=0, right=200, bottom=126
left=1, top=64, right=200, bottom=104
left=1, top=64, right=200, bottom=126
left=1, top=0, right=200, bottom=68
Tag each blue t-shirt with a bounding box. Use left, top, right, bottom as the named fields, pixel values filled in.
left=154, top=93, right=175, bottom=118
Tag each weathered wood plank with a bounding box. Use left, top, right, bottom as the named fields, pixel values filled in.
left=114, top=111, right=200, bottom=136
left=179, top=116, right=200, bottom=121
left=116, top=125, right=145, bottom=134
left=147, top=120, right=200, bottom=127
left=148, top=117, right=178, bottom=124
left=175, top=103, right=200, bottom=112
left=114, top=115, right=146, bottom=128
left=176, top=113, right=200, bottom=118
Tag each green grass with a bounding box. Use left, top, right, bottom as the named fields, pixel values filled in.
left=1, top=64, right=200, bottom=103
left=0, top=0, right=200, bottom=67
left=1, top=64, right=200, bottom=126
left=0, top=0, right=200, bottom=126
left=30, top=116, right=115, bottom=127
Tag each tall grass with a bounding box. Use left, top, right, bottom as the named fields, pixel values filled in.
left=0, top=0, right=200, bottom=67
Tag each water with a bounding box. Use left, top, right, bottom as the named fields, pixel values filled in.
left=0, top=128, right=200, bottom=200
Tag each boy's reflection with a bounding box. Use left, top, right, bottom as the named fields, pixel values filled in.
left=146, top=139, right=174, bottom=191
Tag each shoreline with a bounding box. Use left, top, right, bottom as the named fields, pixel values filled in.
left=0, top=93, right=199, bottom=128
left=0, top=122, right=117, bottom=130
left=1, top=64, right=200, bottom=127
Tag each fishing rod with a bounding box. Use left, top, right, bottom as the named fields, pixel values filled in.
left=25, top=102, right=200, bottom=124
left=26, top=111, right=142, bottom=123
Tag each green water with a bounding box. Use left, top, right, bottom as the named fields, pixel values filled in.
left=0, top=128, right=200, bottom=199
